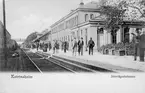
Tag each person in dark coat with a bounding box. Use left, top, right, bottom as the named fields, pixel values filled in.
left=64, top=41, right=67, bottom=53
left=139, top=30, right=145, bottom=62
left=78, top=39, right=80, bottom=55
left=55, top=40, right=59, bottom=53
left=36, top=42, right=39, bottom=51
left=88, top=37, right=95, bottom=55
left=43, top=43, right=48, bottom=52
left=78, top=37, right=84, bottom=56
left=48, top=42, right=52, bottom=51
left=72, top=38, right=78, bottom=56
left=131, top=28, right=141, bottom=61
left=53, top=40, right=56, bottom=54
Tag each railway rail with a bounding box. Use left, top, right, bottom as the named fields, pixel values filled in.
left=36, top=51, right=113, bottom=73
left=22, top=49, right=73, bottom=73
left=36, top=53, right=94, bottom=73
left=22, top=48, right=113, bottom=73
left=22, top=49, right=96, bottom=73
left=21, top=49, right=143, bottom=73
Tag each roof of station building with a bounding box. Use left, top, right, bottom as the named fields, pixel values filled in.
left=78, top=1, right=100, bottom=9
left=50, top=1, right=101, bottom=28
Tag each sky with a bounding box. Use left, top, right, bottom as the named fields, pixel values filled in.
left=0, top=0, right=143, bottom=39
left=0, top=0, right=94, bottom=39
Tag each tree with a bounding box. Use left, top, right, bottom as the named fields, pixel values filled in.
left=121, top=0, right=145, bottom=18
left=98, top=0, right=145, bottom=29
left=24, top=32, right=38, bottom=46
left=98, top=0, right=126, bottom=31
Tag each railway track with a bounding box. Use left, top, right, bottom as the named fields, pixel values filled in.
left=36, top=51, right=113, bottom=73
left=22, top=49, right=97, bottom=73
left=22, top=49, right=143, bottom=73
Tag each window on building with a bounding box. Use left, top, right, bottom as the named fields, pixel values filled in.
left=124, top=27, right=130, bottom=43
left=66, top=21, right=68, bottom=29
left=90, top=14, right=94, bottom=19
left=74, top=17, right=76, bottom=25
left=85, top=14, right=89, bottom=21
left=65, top=36, right=66, bottom=41
left=76, top=16, right=78, bottom=25
left=111, top=30, right=117, bottom=44
left=97, top=28, right=104, bottom=34
left=68, top=35, right=70, bottom=41
left=73, top=17, right=75, bottom=27
left=71, top=35, right=73, bottom=41
left=77, top=30, right=79, bottom=39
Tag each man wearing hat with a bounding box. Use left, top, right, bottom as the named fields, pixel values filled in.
left=131, top=28, right=141, bottom=61
left=78, top=37, right=84, bottom=56
left=139, top=30, right=145, bottom=62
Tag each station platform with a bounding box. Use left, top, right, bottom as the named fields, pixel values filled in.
left=31, top=49, right=145, bottom=72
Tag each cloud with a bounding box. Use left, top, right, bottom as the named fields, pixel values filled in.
left=7, top=14, right=55, bottom=39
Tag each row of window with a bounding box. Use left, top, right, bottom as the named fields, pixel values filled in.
left=51, top=13, right=95, bottom=34
left=51, top=15, right=78, bottom=34
left=54, top=35, right=72, bottom=42
left=66, top=16, right=78, bottom=29
left=85, top=14, right=94, bottom=21
left=58, top=23, right=65, bottom=32
left=53, top=28, right=88, bottom=45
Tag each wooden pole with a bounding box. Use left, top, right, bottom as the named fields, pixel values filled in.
left=3, top=0, right=7, bottom=68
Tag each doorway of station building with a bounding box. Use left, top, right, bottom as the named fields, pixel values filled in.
left=97, top=27, right=104, bottom=48
left=123, top=26, right=130, bottom=43
left=111, top=29, right=117, bottom=44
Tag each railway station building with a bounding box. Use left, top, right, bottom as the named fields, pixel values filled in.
left=38, top=1, right=145, bottom=54
left=50, top=1, right=105, bottom=50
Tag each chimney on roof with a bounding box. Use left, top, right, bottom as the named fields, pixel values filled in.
left=79, top=0, right=84, bottom=6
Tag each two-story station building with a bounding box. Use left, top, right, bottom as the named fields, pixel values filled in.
left=35, top=1, right=145, bottom=55
left=50, top=1, right=105, bottom=50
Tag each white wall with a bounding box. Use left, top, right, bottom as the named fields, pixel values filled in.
left=107, top=32, right=111, bottom=44
left=129, top=28, right=135, bottom=42
left=117, top=29, right=121, bottom=43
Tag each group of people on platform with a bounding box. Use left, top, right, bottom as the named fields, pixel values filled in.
left=35, top=42, right=49, bottom=52
left=131, top=28, right=145, bottom=62
left=33, top=37, right=95, bottom=56
left=72, top=37, right=95, bottom=56
left=33, top=28, right=145, bottom=62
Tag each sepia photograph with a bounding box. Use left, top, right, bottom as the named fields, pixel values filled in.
left=0, top=0, right=145, bottom=93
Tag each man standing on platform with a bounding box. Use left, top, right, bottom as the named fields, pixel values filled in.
left=53, top=40, right=56, bottom=54
left=64, top=40, right=67, bottom=53
left=88, top=37, right=95, bottom=55
left=139, top=30, right=145, bottom=62
left=72, top=38, right=77, bottom=56
left=78, top=37, right=84, bottom=56
left=36, top=41, right=39, bottom=51
left=131, top=28, right=141, bottom=61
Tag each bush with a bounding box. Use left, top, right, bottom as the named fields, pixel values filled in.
left=97, top=42, right=135, bottom=56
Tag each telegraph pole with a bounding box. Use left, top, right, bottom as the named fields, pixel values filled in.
left=3, top=0, right=7, bottom=68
